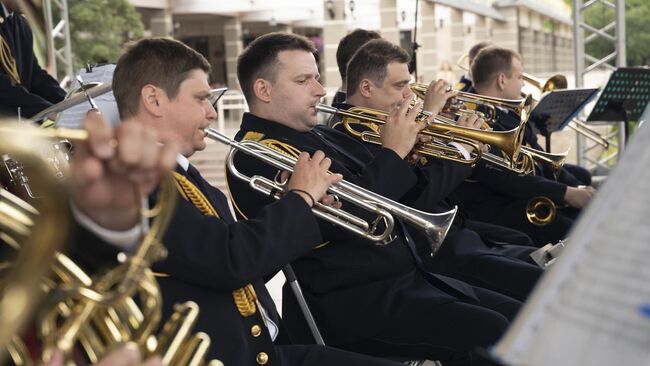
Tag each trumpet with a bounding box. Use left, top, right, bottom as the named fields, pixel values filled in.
left=520, top=146, right=568, bottom=180
left=316, top=104, right=531, bottom=174
left=410, top=83, right=534, bottom=125
left=207, top=128, right=457, bottom=255
left=523, top=73, right=609, bottom=148
left=408, top=84, right=568, bottom=175
left=525, top=196, right=556, bottom=226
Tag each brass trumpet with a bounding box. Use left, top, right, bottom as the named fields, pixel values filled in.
left=316, top=104, right=530, bottom=174
left=208, top=128, right=457, bottom=255
left=526, top=196, right=556, bottom=226
left=410, top=83, right=534, bottom=125
left=520, top=146, right=568, bottom=180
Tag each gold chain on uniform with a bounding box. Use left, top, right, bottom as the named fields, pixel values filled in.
left=172, top=171, right=258, bottom=317
left=0, top=34, right=20, bottom=85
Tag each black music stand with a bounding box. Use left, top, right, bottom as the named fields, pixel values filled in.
left=529, top=88, right=599, bottom=152
left=586, top=67, right=650, bottom=143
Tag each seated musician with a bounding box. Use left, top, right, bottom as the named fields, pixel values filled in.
left=471, top=46, right=593, bottom=187
left=331, top=28, right=380, bottom=106
left=451, top=46, right=595, bottom=245
left=0, top=0, right=65, bottom=119
left=227, top=32, right=522, bottom=365
left=70, top=37, right=401, bottom=366
left=455, top=41, right=493, bottom=92
left=331, top=38, right=543, bottom=301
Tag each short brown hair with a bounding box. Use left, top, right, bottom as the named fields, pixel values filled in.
left=471, top=46, right=521, bottom=89
left=237, top=32, right=317, bottom=104
left=336, top=29, right=381, bottom=80
left=468, top=41, right=494, bottom=65
left=346, top=39, right=410, bottom=98
left=112, top=38, right=211, bottom=119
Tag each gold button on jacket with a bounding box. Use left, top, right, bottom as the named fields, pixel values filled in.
left=251, top=324, right=262, bottom=337
left=256, top=352, right=268, bottom=365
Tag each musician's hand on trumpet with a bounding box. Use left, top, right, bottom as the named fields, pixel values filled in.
left=454, top=113, right=491, bottom=155
left=380, top=95, right=428, bottom=159
left=281, top=150, right=343, bottom=208
left=422, top=79, right=457, bottom=116
left=70, top=110, right=179, bottom=230
left=563, top=185, right=596, bottom=209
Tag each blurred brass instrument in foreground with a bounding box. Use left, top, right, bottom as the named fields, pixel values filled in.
left=0, top=127, right=68, bottom=365
left=0, top=122, right=222, bottom=366
left=208, top=128, right=457, bottom=255
left=316, top=104, right=531, bottom=174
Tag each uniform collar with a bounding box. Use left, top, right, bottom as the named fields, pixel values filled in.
left=1, top=3, right=10, bottom=19
left=240, top=112, right=310, bottom=141
left=176, top=154, right=190, bottom=171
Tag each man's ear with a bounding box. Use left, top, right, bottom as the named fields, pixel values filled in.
left=358, top=79, right=373, bottom=98
left=496, top=72, right=506, bottom=91
left=253, top=78, right=272, bottom=103
left=140, top=85, right=164, bottom=117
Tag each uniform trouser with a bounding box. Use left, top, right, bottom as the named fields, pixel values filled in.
left=425, top=252, right=542, bottom=301
left=336, top=286, right=521, bottom=366
left=464, top=219, right=535, bottom=247
left=276, top=344, right=403, bottom=366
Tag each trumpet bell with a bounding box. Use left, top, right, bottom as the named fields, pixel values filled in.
left=526, top=196, right=556, bottom=226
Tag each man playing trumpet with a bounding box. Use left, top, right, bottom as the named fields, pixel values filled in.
left=227, top=32, right=522, bottom=365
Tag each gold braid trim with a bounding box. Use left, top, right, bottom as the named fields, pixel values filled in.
left=172, top=171, right=258, bottom=317
left=0, top=35, right=20, bottom=85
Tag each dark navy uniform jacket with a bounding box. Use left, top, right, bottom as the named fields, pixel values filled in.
left=0, top=8, right=65, bottom=118
left=71, top=165, right=333, bottom=366
left=226, top=112, right=491, bottom=346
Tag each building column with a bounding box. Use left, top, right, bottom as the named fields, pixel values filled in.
left=419, top=1, right=437, bottom=83
left=379, top=0, right=399, bottom=45
left=322, top=0, right=346, bottom=89
left=474, top=15, right=488, bottom=43
left=223, top=17, right=243, bottom=90
left=450, top=8, right=464, bottom=75
left=491, top=6, right=518, bottom=51
left=150, top=9, right=173, bottom=37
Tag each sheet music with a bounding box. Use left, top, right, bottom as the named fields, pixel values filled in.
left=493, top=123, right=650, bottom=366
left=55, top=64, right=120, bottom=128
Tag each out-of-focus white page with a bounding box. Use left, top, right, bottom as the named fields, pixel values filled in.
left=493, top=123, right=650, bottom=366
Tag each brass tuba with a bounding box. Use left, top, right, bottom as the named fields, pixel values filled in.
left=0, top=124, right=68, bottom=365
left=0, top=122, right=223, bottom=366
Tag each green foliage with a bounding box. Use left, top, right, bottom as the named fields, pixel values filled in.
left=582, top=0, right=650, bottom=66
left=67, top=0, right=144, bottom=70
